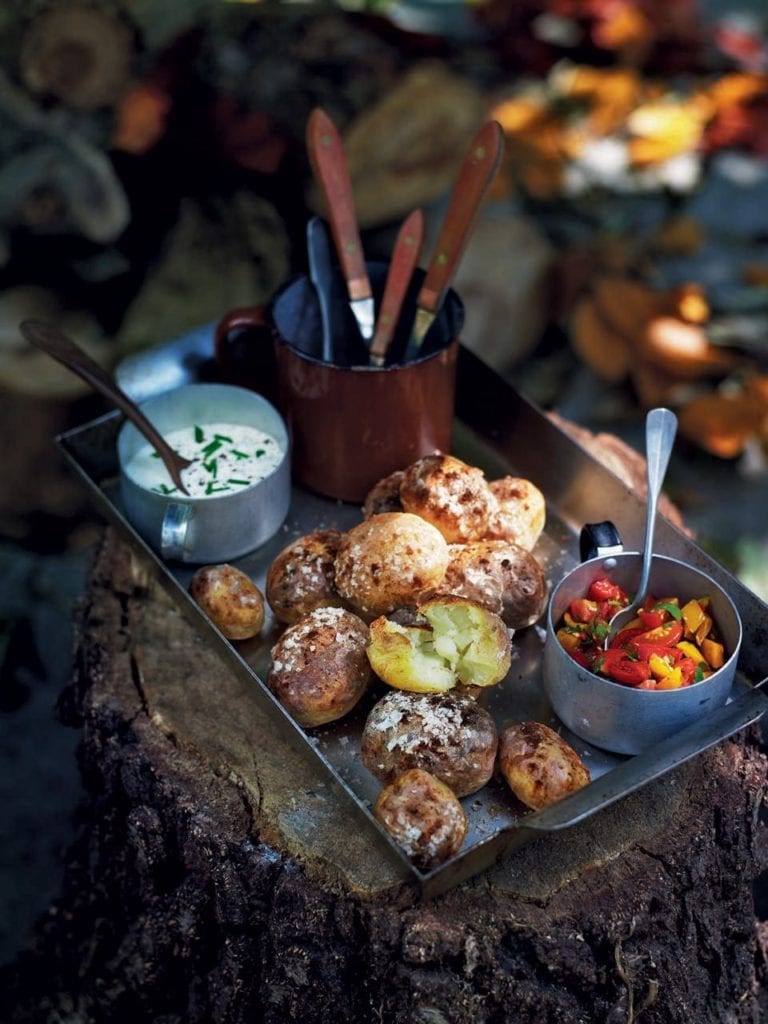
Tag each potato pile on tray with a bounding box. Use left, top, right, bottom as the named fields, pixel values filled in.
left=189, top=453, right=592, bottom=870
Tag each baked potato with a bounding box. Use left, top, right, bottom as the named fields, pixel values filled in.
left=437, top=539, right=548, bottom=629
left=188, top=564, right=265, bottom=640
left=334, top=512, right=450, bottom=619
left=362, top=690, right=498, bottom=796
left=498, top=721, right=591, bottom=810
left=362, top=469, right=405, bottom=518
left=399, top=453, right=495, bottom=543
left=374, top=767, right=467, bottom=869
left=265, top=528, right=344, bottom=625
left=267, top=606, right=372, bottom=727
left=484, top=476, right=546, bottom=551
left=367, top=596, right=511, bottom=693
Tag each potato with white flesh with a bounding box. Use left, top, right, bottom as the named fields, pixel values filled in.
left=367, top=596, right=511, bottom=693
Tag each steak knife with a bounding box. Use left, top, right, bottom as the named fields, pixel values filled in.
left=408, top=121, right=505, bottom=354
left=307, top=107, right=374, bottom=342
left=369, top=208, right=425, bottom=367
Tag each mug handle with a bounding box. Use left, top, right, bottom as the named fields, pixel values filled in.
left=161, top=502, right=193, bottom=561
left=214, top=305, right=270, bottom=365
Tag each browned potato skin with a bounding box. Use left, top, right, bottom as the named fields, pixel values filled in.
left=437, top=540, right=548, bottom=629
left=498, top=721, right=591, bottom=810
left=267, top=607, right=372, bottom=727
left=399, top=453, right=495, bottom=543
left=265, top=528, right=344, bottom=625
left=363, top=470, right=404, bottom=518
left=484, top=477, right=546, bottom=551
left=374, top=768, right=467, bottom=869
left=362, top=690, right=498, bottom=797
left=189, top=564, right=265, bottom=640
left=334, top=512, right=450, bottom=619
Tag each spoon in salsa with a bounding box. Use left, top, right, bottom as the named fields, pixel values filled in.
left=19, top=319, right=193, bottom=495
left=603, top=406, right=678, bottom=647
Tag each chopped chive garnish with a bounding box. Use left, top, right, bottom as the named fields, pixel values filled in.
left=205, top=481, right=231, bottom=494
left=202, top=439, right=223, bottom=456
left=227, top=478, right=250, bottom=486
left=214, top=433, right=233, bottom=443
left=231, top=449, right=248, bottom=460
left=203, top=458, right=218, bottom=477
left=150, top=451, right=161, bottom=459
left=194, top=425, right=205, bottom=442
left=152, top=483, right=178, bottom=494
left=255, top=448, right=265, bottom=457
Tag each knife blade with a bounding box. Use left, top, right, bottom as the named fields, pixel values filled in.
left=306, top=215, right=336, bottom=364
left=369, top=208, right=425, bottom=368
left=306, top=107, right=374, bottom=342
left=408, top=120, right=505, bottom=353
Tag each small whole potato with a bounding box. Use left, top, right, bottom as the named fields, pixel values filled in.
left=267, top=606, right=372, bottom=727
left=374, top=768, right=467, bottom=869
left=399, top=453, right=495, bottom=543
left=265, top=528, right=344, bottom=625
left=362, top=690, right=498, bottom=797
left=498, top=721, right=591, bottom=810
left=189, top=564, right=265, bottom=640
left=363, top=470, right=405, bottom=518
left=437, top=540, right=548, bottom=629
left=334, top=512, right=450, bottom=618
left=484, top=477, right=546, bottom=551
left=367, top=596, right=511, bottom=693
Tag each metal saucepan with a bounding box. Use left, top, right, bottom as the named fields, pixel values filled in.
left=543, top=548, right=742, bottom=755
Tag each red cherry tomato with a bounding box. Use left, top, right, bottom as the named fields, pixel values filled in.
left=587, top=578, right=628, bottom=604
left=595, top=648, right=652, bottom=687
left=634, top=621, right=684, bottom=647
left=569, top=598, right=600, bottom=623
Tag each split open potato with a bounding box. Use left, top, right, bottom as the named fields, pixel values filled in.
left=367, top=596, right=511, bottom=693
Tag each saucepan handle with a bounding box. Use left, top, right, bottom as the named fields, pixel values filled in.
left=579, top=520, right=624, bottom=562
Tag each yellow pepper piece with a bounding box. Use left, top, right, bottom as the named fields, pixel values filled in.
left=701, top=637, right=725, bottom=669
left=681, top=599, right=706, bottom=635
left=557, top=628, right=582, bottom=652
left=695, top=613, right=713, bottom=647
left=649, top=653, right=681, bottom=683
left=657, top=670, right=684, bottom=689
left=676, top=640, right=706, bottom=663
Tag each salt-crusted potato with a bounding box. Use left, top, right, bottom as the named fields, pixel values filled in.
left=363, top=470, right=404, bottom=518
left=265, top=528, right=344, bottom=625
left=498, top=721, right=591, bottom=810
left=362, top=690, right=498, bottom=797
left=437, top=540, right=548, bottom=629
left=267, top=607, right=371, bottom=727
left=334, top=512, right=449, bottom=618
left=399, top=453, right=495, bottom=543
left=367, top=596, right=511, bottom=693
left=374, top=767, right=467, bottom=869
left=484, top=477, right=546, bottom=551
left=188, top=564, right=265, bottom=640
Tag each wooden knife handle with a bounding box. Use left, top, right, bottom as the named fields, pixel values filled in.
left=417, top=120, right=505, bottom=314
left=369, top=209, right=425, bottom=365
left=307, top=107, right=371, bottom=302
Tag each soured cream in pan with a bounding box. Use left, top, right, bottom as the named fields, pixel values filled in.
left=124, top=422, right=284, bottom=498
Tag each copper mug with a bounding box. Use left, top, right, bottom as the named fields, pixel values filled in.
left=215, top=262, right=463, bottom=503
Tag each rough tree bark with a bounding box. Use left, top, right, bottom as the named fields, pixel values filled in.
left=4, top=528, right=768, bottom=1024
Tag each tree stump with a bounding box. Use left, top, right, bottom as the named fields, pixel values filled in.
left=5, top=528, right=768, bottom=1024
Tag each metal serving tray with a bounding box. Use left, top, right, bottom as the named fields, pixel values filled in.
left=57, top=326, right=768, bottom=898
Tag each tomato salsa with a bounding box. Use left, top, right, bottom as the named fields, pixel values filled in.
left=556, top=577, right=726, bottom=689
